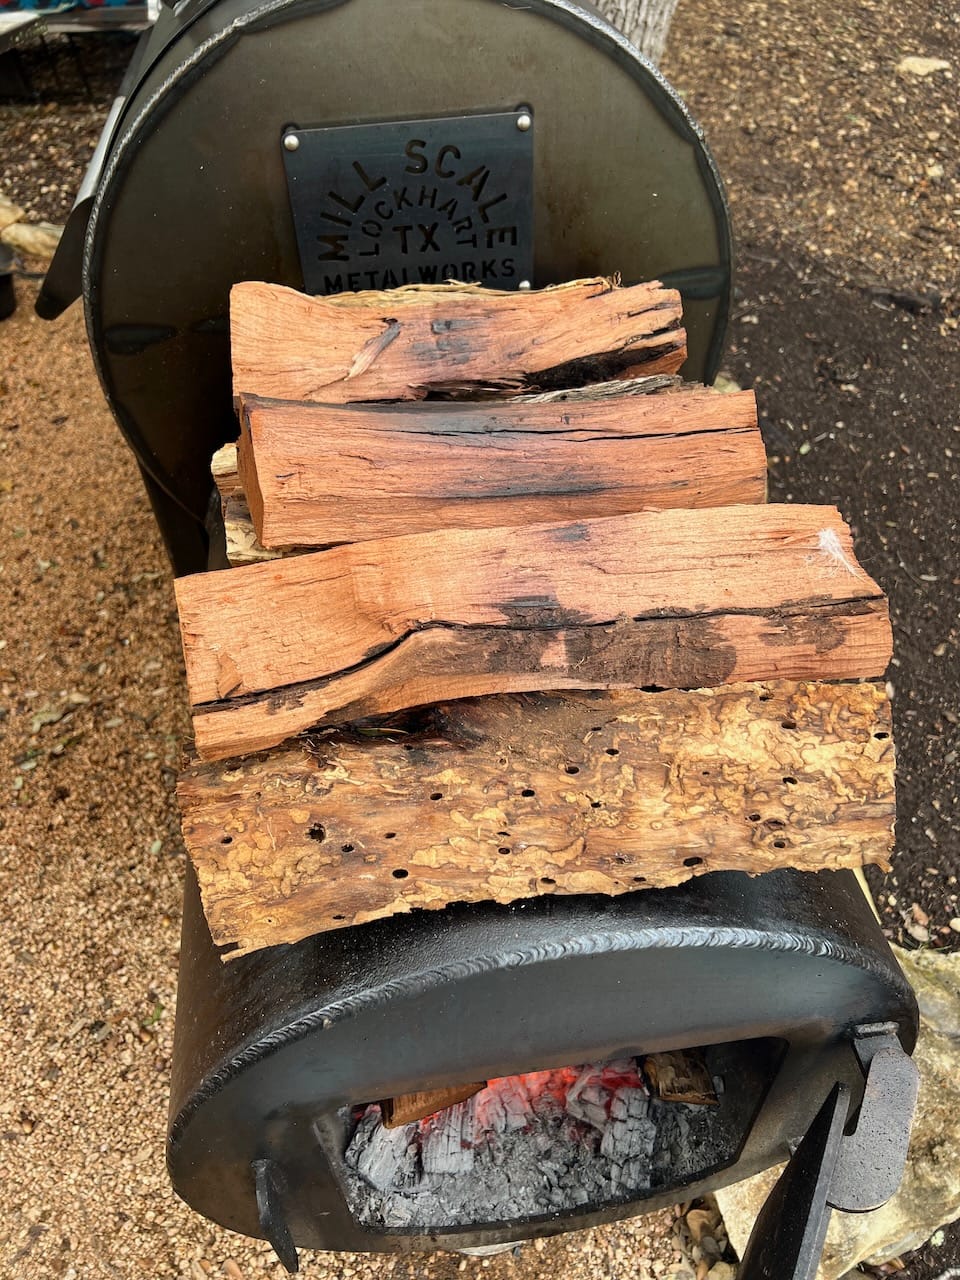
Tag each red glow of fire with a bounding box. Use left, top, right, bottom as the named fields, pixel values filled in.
left=415, top=1060, right=646, bottom=1132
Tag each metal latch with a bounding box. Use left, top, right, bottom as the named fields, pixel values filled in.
left=738, top=1024, right=920, bottom=1280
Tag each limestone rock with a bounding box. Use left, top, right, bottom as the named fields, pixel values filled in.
left=1, top=222, right=63, bottom=261
left=896, top=55, right=951, bottom=77
left=0, top=195, right=25, bottom=233
left=715, top=946, right=960, bottom=1279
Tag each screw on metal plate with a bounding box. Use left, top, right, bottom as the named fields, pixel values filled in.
left=283, top=132, right=300, bottom=153
left=516, top=111, right=533, bottom=132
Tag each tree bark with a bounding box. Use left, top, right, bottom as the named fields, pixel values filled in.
left=177, top=681, right=896, bottom=959
left=597, top=0, right=681, bottom=65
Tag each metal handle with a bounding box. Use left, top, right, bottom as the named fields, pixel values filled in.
left=738, top=1026, right=919, bottom=1280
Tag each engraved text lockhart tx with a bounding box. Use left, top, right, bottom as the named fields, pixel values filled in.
left=282, top=112, right=535, bottom=296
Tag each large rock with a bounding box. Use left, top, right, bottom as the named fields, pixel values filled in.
left=1, top=221, right=63, bottom=261
left=0, top=195, right=25, bottom=233
left=715, top=946, right=960, bottom=1278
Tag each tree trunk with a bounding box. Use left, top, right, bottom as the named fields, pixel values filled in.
left=597, top=0, right=681, bottom=66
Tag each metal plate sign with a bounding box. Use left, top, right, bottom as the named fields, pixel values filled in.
left=282, top=111, right=534, bottom=296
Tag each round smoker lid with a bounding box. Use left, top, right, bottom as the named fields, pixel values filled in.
left=83, top=0, right=731, bottom=527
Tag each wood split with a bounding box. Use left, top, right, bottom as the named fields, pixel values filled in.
left=177, top=681, right=895, bottom=958
left=230, top=277, right=687, bottom=405
left=171, top=275, right=897, bottom=959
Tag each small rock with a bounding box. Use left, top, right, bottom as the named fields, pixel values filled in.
left=711, top=373, right=742, bottom=395
left=685, top=1208, right=717, bottom=1244
left=707, top=1265, right=736, bottom=1280
left=1, top=221, right=63, bottom=261
left=0, top=195, right=25, bottom=233
left=949, top=919, right=960, bottom=933
left=896, top=55, right=951, bottom=77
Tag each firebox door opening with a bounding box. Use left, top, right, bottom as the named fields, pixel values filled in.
left=331, top=1039, right=784, bottom=1232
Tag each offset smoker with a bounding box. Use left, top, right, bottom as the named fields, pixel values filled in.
left=41, top=1, right=918, bottom=1276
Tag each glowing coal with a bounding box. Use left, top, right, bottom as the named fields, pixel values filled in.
left=341, top=1055, right=736, bottom=1230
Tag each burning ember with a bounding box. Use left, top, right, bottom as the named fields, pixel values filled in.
left=341, top=1053, right=739, bottom=1230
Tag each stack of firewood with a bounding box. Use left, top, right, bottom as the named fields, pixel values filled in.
left=175, top=277, right=895, bottom=961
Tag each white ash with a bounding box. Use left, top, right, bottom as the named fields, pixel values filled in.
left=341, top=1058, right=738, bottom=1230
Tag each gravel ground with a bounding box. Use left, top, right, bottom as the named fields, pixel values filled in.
left=666, top=0, right=959, bottom=300
left=1, top=1, right=958, bottom=1277
left=0, top=35, right=132, bottom=223
left=664, top=0, right=960, bottom=970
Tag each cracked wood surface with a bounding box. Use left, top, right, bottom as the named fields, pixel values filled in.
left=230, top=277, right=686, bottom=405
left=212, top=376, right=694, bottom=566
left=177, top=681, right=896, bottom=958
left=190, top=600, right=892, bottom=761
left=174, top=504, right=892, bottom=760
left=237, top=386, right=764, bottom=548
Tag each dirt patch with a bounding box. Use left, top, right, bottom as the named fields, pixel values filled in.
left=0, top=34, right=132, bottom=223
left=665, top=0, right=959, bottom=300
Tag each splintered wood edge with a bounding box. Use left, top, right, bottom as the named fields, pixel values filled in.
left=177, top=680, right=896, bottom=960
left=229, top=277, right=686, bottom=405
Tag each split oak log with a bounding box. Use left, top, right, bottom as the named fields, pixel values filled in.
left=176, top=681, right=896, bottom=958
left=230, top=277, right=686, bottom=405
left=237, top=386, right=764, bottom=548
left=214, top=376, right=694, bottom=566
left=174, top=505, right=893, bottom=761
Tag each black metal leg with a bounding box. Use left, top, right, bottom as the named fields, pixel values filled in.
left=737, top=1084, right=849, bottom=1280
left=738, top=1026, right=919, bottom=1280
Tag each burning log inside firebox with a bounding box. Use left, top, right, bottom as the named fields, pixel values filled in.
left=644, top=1050, right=719, bottom=1107
left=339, top=1045, right=765, bottom=1231
left=381, top=1083, right=487, bottom=1129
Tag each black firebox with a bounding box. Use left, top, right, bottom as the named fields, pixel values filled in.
left=169, top=864, right=918, bottom=1273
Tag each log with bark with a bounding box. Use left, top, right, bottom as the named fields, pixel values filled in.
left=230, top=277, right=686, bottom=405
left=175, top=504, right=892, bottom=760
left=177, top=681, right=896, bottom=958
left=237, top=384, right=764, bottom=549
